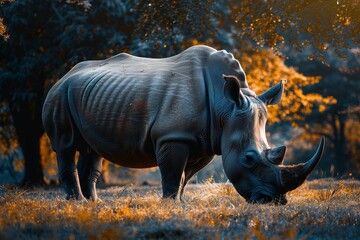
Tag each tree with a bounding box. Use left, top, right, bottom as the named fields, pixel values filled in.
left=284, top=47, right=360, bottom=176
left=230, top=0, right=359, bottom=57
left=133, top=0, right=360, bottom=61
left=0, top=0, right=134, bottom=186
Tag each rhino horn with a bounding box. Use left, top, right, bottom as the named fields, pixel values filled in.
left=280, top=136, right=325, bottom=192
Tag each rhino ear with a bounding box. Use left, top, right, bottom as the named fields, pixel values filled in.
left=223, top=75, right=246, bottom=106
left=259, top=79, right=286, bottom=105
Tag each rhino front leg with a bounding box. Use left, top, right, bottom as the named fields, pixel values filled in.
left=77, top=150, right=102, bottom=201
left=157, top=142, right=189, bottom=199
left=57, top=148, right=86, bottom=201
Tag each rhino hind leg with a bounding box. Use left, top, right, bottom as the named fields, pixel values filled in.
left=157, top=142, right=189, bottom=200
left=57, top=148, right=86, bottom=201
left=77, top=150, right=102, bottom=201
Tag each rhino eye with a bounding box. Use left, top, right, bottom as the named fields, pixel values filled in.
left=243, top=152, right=258, bottom=168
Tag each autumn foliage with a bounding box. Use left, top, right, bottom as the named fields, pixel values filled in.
left=239, top=49, right=336, bottom=124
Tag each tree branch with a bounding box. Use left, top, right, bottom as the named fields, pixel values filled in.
left=51, top=1, right=65, bottom=28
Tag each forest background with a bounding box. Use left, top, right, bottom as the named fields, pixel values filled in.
left=0, top=0, right=359, bottom=187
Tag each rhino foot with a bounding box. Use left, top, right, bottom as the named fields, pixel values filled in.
left=61, top=170, right=86, bottom=201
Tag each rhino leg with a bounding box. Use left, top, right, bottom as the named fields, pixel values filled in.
left=77, top=150, right=102, bottom=201
left=179, top=156, right=214, bottom=200
left=157, top=142, right=189, bottom=199
left=57, top=148, right=86, bottom=201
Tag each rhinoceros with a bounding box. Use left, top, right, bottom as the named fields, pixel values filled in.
left=42, top=45, right=325, bottom=204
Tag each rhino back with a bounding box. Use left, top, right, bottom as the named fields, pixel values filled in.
left=64, top=46, right=215, bottom=166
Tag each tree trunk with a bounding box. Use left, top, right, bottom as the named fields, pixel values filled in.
left=331, top=114, right=349, bottom=176
left=10, top=95, right=45, bottom=187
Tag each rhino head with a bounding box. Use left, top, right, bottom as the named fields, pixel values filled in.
left=221, top=77, right=325, bottom=204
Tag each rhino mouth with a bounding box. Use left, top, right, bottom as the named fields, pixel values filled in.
left=238, top=185, right=288, bottom=205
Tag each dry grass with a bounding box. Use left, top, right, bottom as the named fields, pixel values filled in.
left=0, top=179, right=359, bottom=239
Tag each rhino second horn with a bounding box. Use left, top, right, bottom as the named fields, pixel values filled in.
left=267, top=146, right=286, bottom=165
left=280, top=136, right=325, bottom=193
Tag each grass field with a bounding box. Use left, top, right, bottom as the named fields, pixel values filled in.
left=0, top=179, right=359, bottom=239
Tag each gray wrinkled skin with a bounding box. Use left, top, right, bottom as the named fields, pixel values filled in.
left=43, top=45, right=324, bottom=203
